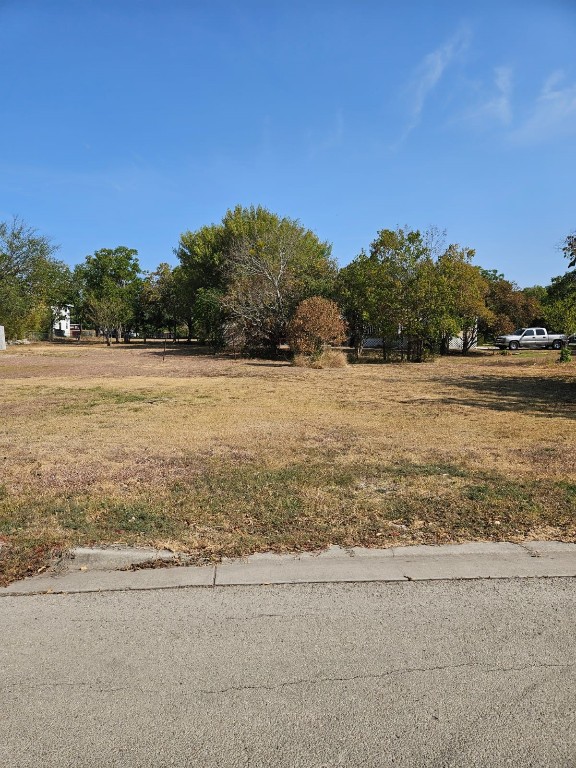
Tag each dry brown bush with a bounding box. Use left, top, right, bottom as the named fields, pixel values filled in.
left=292, top=353, right=312, bottom=367
left=309, top=349, right=348, bottom=369
left=292, top=348, right=348, bottom=368
left=287, top=297, right=347, bottom=355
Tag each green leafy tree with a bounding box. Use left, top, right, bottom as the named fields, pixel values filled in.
left=478, top=270, right=542, bottom=339
left=522, top=285, right=547, bottom=304
left=175, top=224, right=229, bottom=341
left=36, top=258, right=75, bottom=340
left=562, top=232, right=576, bottom=269
left=336, top=252, right=376, bottom=358
left=138, top=263, right=187, bottom=341
left=0, top=217, right=69, bottom=339
left=435, top=246, right=491, bottom=354
left=75, top=247, right=141, bottom=345
left=221, top=206, right=337, bottom=350
left=192, top=287, right=225, bottom=349
left=338, top=229, right=488, bottom=360
left=542, top=232, right=576, bottom=334
left=543, top=270, right=576, bottom=334
left=544, top=295, right=576, bottom=335
left=175, top=206, right=336, bottom=352
left=366, top=227, right=438, bottom=361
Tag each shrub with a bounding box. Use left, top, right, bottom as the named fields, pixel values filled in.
left=287, top=297, right=347, bottom=355
left=292, top=353, right=311, bottom=368
left=310, top=349, right=348, bottom=369
left=559, top=346, right=572, bottom=363
left=292, top=349, right=348, bottom=369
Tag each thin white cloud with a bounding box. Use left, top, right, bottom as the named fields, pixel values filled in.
left=511, top=70, right=576, bottom=144
left=400, top=26, right=471, bottom=141
left=490, top=66, right=513, bottom=124
left=457, top=66, right=576, bottom=146
left=463, top=66, right=513, bottom=127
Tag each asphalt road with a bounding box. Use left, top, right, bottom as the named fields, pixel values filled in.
left=2, top=577, right=575, bottom=767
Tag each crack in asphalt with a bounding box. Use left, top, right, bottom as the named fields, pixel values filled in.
left=197, top=661, right=576, bottom=696
left=5, top=661, right=575, bottom=697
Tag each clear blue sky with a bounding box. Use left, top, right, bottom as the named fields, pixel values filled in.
left=1, top=0, right=575, bottom=287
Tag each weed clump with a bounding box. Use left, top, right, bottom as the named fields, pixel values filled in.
left=309, top=348, right=348, bottom=369
left=292, top=349, right=348, bottom=368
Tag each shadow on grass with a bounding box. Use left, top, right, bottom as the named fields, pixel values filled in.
left=146, top=346, right=293, bottom=364
left=147, top=345, right=226, bottom=358
left=51, top=339, right=213, bottom=354
left=436, top=373, right=576, bottom=419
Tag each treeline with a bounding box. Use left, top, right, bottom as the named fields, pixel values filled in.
left=1, top=207, right=575, bottom=359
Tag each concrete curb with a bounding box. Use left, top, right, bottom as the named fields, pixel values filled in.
left=2, top=541, right=576, bottom=596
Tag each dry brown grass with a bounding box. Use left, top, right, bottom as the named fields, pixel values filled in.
left=1, top=341, right=575, bottom=584
left=293, top=348, right=348, bottom=368
left=309, top=348, right=348, bottom=368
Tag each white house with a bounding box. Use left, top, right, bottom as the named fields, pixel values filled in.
left=53, top=305, right=72, bottom=337
left=448, top=331, right=478, bottom=351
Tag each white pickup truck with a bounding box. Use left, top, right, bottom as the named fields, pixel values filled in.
left=495, top=327, right=567, bottom=350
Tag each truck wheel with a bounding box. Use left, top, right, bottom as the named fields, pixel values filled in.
left=552, top=340, right=563, bottom=350
left=508, top=341, right=519, bottom=350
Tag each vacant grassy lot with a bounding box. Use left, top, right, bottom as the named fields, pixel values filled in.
left=1, top=342, right=575, bottom=584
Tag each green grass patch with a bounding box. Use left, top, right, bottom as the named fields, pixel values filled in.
left=76, top=387, right=172, bottom=410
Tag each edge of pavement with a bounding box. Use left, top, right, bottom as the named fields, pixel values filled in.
left=1, top=540, right=576, bottom=596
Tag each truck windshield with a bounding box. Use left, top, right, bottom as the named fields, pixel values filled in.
left=514, top=328, right=526, bottom=335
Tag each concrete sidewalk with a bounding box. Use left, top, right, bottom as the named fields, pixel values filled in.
left=2, top=540, right=576, bottom=595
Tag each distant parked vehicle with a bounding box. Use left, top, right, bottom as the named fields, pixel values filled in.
left=495, top=327, right=567, bottom=350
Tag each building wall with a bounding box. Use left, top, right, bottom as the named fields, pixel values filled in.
left=53, top=306, right=72, bottom=337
